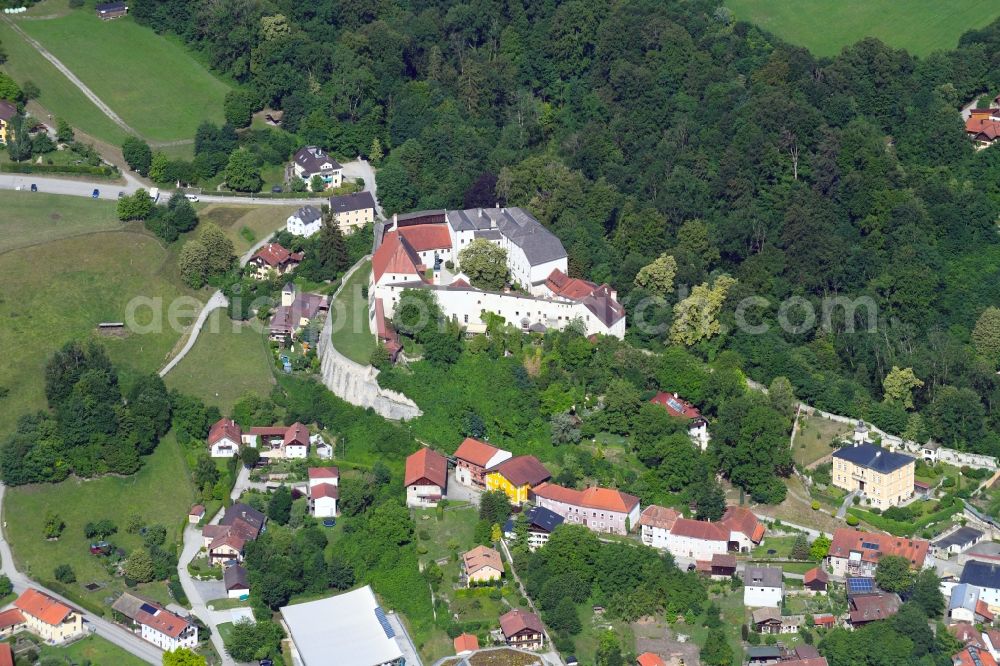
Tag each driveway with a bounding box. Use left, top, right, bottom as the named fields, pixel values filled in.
left=836, top=490, right=859, bottom=519
left=446, top=470, right=481, bottom=506
left=341, top=159, right=383, bottom=218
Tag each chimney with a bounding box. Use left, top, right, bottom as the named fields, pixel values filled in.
left=674, top=392, right=679, bottom=399
left=501, top=207, right=506, bottom=214
left=479, top=208, right=484, bottom=218
left=392, top=213, right=397, bottom=228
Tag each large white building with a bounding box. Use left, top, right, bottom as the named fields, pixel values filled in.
left=369, top=207, right=626, bottom=340
left=638, top=505, right=766, bottom=560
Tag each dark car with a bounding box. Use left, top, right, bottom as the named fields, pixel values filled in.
left=260, top=660, right=273, bottom=666
left=117, top=191, right=126, bottom=198
left=30, top=183, right=37, bottom=192
left=271, top=185, right=282, bottom=193
left=91, top=188, right=100, bottom=198
left=322, top=518, right=336, bottom=528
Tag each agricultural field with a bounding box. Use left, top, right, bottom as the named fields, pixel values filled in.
left=14, top=9, right=230, bottom=142
left=4, top=431, right=196, bottom=611
left=726, top=0, right=1000, bottom=57
left=329, top=260, right=376, bottom=364
left=164, top=309, right=275, bottom=414
left=0, top=190, right=120, bottom=253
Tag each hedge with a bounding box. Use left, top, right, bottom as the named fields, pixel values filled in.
left=0, top=162, right=118, bottom=178
left=848, top=503, right=960, bottom=536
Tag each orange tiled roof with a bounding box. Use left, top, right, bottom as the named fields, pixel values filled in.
left=309, top=466, right=340, bottom=479
left=454, top=632, right=479, bottom=654
left=208, top=418, right=241, bottom=446
left=398, top=224, right=452, bottom=251
left=637, top=653, right=667, bottom=666
left=15, top=588, right=72, bottom=626
left=454, top=437, right=501, bottom=467
left=829, top=528, right=929, bottom=567
left=310, top=483, right=339, bottom=500
left=0, top=608, right=24, bottom=630
left=954, top=647, right=998, bottom=666
left=720, top=506, right=765, bottom=543
left=372, top=231, right=423, bottom=282
left=462, top=545, right=503, bottom=576
left=533, top=482, right=639, bottom=513
left=0, top=643, right=11, bottom=666
left=669, top=517, right=728, bottom=541
left=405, top=447, right=448, bottom=488
left=638, top=505, right=680, bottom=530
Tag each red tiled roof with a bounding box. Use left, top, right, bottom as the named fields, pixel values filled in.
left=986, top=628, right=1000, bottom=649
left=491, top=456, right=550, bottom=487
left=649, top=392, right=703, bottom=420
left=669, top=517, right=728, bottom=541
left=638, top=505, right=680, bottom=530
left=532, top=483, right=639, bottom=513
left=136, top=603, right=191, bottom=639
left=803, top=567, right=829, bottom=585
left=637, top=653, right=667, bottom=666
left=398, top=224, right=452, bottom=251
left=499, top=609, right=543, bottom=637
left=15, top=588, right=73, bottom=626
left=954, top=647, right=998, bottom=666
left=405, top=447, right=448, bottom=488
left=310, top=483, right=339, bottom=500
left=209, top=533, right=246, bottom=553
left=813, top=614, right=835, bottom=626
left=283, top=422, right=309, bottom=447
left=454, top=632, right=479, bottom=654
left=189, top=504, right=205, bottom=516
left=251, top=243, right=303, bottom=268
left=208, top=418, right=241, bottom=446
left=978, top=599, right=994, bottom=622
left=950, top=622, right=986, bottom=647
left=0, top=643, right=11, bottom=666
left=372, top=231, right=424, bottom=282
left=849, top=592, right=900, bottom=623
left=454, top=438, right=501, bottom=467
left=829, top=528, right=929, bottom=567
left=249, top=426, right=287, bottom=437
left=545, top=268, right=597, bottom=300
left=966, top=116, right=1000, bottom=141
left=0, top=608, right=24, bottom=630
left=720, top=506, right=765, bottom=543
left=309, top=466, right=340, bottom=479
left=462, top=545, right=503, bottom=576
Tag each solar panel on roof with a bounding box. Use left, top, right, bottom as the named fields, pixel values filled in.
left=667, top=398, right=684, bottom=412
left=847, top=578, right=874, bottom=594
left=374, top=606, right=395, bottom=639
left=139, top=603, right=158, bottom=615
left=861, top=541, right=880, bottom=550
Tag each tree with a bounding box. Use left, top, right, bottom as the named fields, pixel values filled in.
left=551, top=412, right=582, bottom=445
left=883, top=366, right=923, bottom=409
left=310, top=174, right=325, bottom=192
left=548, top=596, right=581, bottom=635
left=0, top=71, right=20, bottom=101
left=199, top=222, right=236, bottom=276
left=6, top=115, right=32, bottom=162
left=143, top=524, right=167, bottom=548
left=124, top=548, right=155, bottom=583
left=149, top=151, right=169, bottom=183
left=809, top=535, right=831, bottom=561
left=600, top=378, right=641, bottom=435
left=369, top=137, right=383, bottom=165
left=458, top=239, right=508, bottom=290
left=973, top=306, right=1000, bottom=366
left=224, top=89, right=256, bottom=128
left=328, top=556, right=355, bottom=590
left=634, top=253, right=677, bottom=297
left=479, top=490, right=511, bottom=526
left=121, top=136, right=152, bottom=176
left=790, top=533, right=810, bottom=560
left=693, top=476, right=726, bottom=521
left=267, top=486, right=293, bottom=524
left=223, top=618, right=283, bottom=662
left=20, top=80, right=39, bottom=101
left=0, top=575, right=11, bottom=598
left=595, top=630, right=624, bottom=666
left=55, top=118, right=74, bottom=143
left=875, top=555, right=913, bottom=593
left=670, top=276, right=736, bottom=346
left=313, top=210, right=349, bottom=279
left=911, top=567, right=944, bottom=618
left=701, top=628, right=733, bottom=666
left=179, top=240, right=210, bottom=288
left=369, top=343, right=391, bottom=370
left=225, top=147, right=262, bottom=192
left=163, top=648, right=207, bottom=666
left=53, top=564, right=76, bottom=584
left=768, top=376, right=796, bottom=417
left=241, top=447, right=260, bottom=468
left=490, top=523, right=502, bottom=542
left=117, top=189, right=154, bottom=221
left=43, top=512, right=64, bottom=539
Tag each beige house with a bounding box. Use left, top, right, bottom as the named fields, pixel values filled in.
left=832, top=443, right=915, bottom=507
left=329, top=192, right=377, bottom=232
left=14, top=588, right=83, bottom=643
left=462, top=545, right=503, bottom=586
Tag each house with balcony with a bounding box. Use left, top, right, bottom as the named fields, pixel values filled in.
left=14, top=589, right=83, bottom=643
left=112, top=592, right=198, bottom=652
left=499, top=609, right=544, bottom=650
left=502, top=505, right=564, bottom=551
left=404, top=447, right=447, bottom=508
left=292, top=146, right=342, bottom=190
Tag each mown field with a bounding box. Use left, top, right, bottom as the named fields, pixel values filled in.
left=15, top=9, right=230, bottom=142
left=329, top=260, right=376, bottom=365
left=199, top=204, right=299, bottom=255
left=35, top=633, right=149, bottom=665
left=726, top=0, right=1000, bottom=57
left=0, top=191, right=122, bottom=253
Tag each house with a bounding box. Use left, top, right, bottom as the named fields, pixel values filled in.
left=960, top=560, right=1000, bottom=609
left=202, top=503, right=266, bottom=566
left=95, top=1, right=127, bottom=19
left=743, top=566, right=784, bottom=608
left=950, top=584, right=995, bottom=623
left=245, top=422, right=313, bottom=459
left=485, top=455, right=551, bottom=505
left=280, top=585, right=407, bottom=666
left=949, top=622, right=985, bottom=649
left=454, top=438, right=512, bottom=488
left=933, top=526, right=985, bottom=557
left=208, top=417, right=242, bottom=458
left=0, top=643, right=12, bottom=666
left=638, top=505, right=680, bottom=550
left=224, top=565, right=250, bottom=599
left=330, top=192, right=377, bottom=232
left=112, top=592, right=197, bottom=651
left=532, top=482, right=641, bottom=536
left=751, top=607, right=799, bottom=634
left=636, top=654, right=666, bottom=666
left=503, top=505, right=564, bottom=550
left=831, top=442, right=916, bottom=507
left=803, top=566, right=829, bottom=592
left=498, top=609, right=544, bottom=650
left=0, top=608, right=24, bottom=638
left=14, top=588, right=83, bottom=643
left=984, top=628, right=1000, bottom=659
left=720, top=506, right=766, bottom=552
left=269, top=283, right=329, bottom=342
left=0, top=100, right=15, bottom=145
left=955, top=646, right=999, bottom=666
left=308, top=467, right=339, bottom=518
left=286, top=205, right=324, bottom=238
left=746, top=646, right=782, bottom=665
left=248, top=243, right=304, bottom=279
left=462, top=545, right=503, bottom=585
left=827, top=528, right=930, bottom=578
left=370, top=208, right=626, bottom=339
left=454, top=632, right=479, bottom=656
left=404, top=448, right=448, bottom=508
left=813, top=614, right=836, bottom=629
left=661, top=517, right=729, bottom=561
left=848, top=592, right=900, bottom=625
left=696, top=553, right=737, bottom=580
left=649, top=392, right=710, bottom=450
left=292, top=146, right=342, bottom=190
left=966, top=112, right=1000, bottom=150
left=188, top=505, right=205, bottom=524
left=315, top=439, right=333, bottom=459
left=914, top=479, right=933, bottom=499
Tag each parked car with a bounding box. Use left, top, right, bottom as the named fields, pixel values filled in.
left=91, top=188, right=100, bottom=198
left=117, top=191, right=126, bottom=198
left=184, top=193, right=199, bottom=202
left=30, top=183, right=37, bottom=192
left=271, top=185, right=283, bottom=193
left=322, top=518, right=336, bottom=528
left=89, top=541, right=112, bottom=556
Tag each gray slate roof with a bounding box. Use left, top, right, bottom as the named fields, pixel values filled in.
left=293, top=146, right=341, bottom=174
left=933, top=526, right=983, bottom=550
left=447, top=207, right=567, bottom=266
left=293, top=205, right=322, bottom=224
left=329, top=191, right=376, bottom=214
left=224, top=564, right=249, bottom=591
left=832, top=443, right=914, bottom=474
left=960, top=560, right=1000, bottom=590
left=744, top=566, right=783, bottom=588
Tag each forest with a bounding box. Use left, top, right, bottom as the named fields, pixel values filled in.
left=125, top=0, right=1000, bottom=456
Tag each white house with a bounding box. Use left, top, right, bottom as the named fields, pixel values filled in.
left=224, top=565, right=250, bottom=600
left=292, top=146, right=342, bottom=190
left=950, top=583, right=995, bottom=623
left=663, top=517, right=729, bottom=561
left=312, top=434, right=332, bottom=459
left=308, top=467, right=339, bottom=518
left=638, top=505, right=681, bottom=550
left=286, top=205, right=323, bottom=237
left=208, top=418, right=241, bottom=458
left=639, top=505, right=765, bottom=559
left=405, top=448, right=448, bottom=508
left=744, top=566, right=784, bottom=608
left=112, top=593, right=197, bottom=652
left=960, top=560, right=1000, bottom=610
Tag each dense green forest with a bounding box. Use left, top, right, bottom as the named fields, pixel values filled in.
left=130, top=0, right=1000, bottom=456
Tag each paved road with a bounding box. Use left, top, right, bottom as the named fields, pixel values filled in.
left=835, top=490, right=859, bottom=519
left=0, top=485, right=163, bottom=664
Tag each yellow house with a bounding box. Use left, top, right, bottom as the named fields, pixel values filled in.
left=484, top=455, right=550, bottom=505
left=832, top=443, right=915, bottom=508
left=0, top=99, right=16, bottom=145
left=462, top=545, right=503, bottom=586
left=14, top=588, right=84, bottom=643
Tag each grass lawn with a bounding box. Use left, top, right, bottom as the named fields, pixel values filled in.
left=164, top=309, right=275, bottom=414
left=329, top=260, right=376, bottom=365
left=414, top=505, right=479, bottom=567
left=751, top=535, right=798, bottom=558
left=793, top=413, right=850, bottom=468
left=33, top=633, right=148, bottom=665
left=0, top=21, right=127, bottom=146
left=199, top=204, right=301, bottom=255
left=17, top=10, right=230, bottom=142
left=0, top=224, right=198, bottom=440
left=726, top=0, right=1000, bottom=57
left=0, top=190, right=120, bottom=253
left=5, top=431, right=197, bottom=612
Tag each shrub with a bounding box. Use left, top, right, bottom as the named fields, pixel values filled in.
left=811, top=500, right=820, bottom=510
left=845, top=514, right=860, bottom=526
left=53, top=564, right=76, bottom=584
left=852, top=496, right=861, bottom=505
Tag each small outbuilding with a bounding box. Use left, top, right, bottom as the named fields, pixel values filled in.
left=95, top=1, right=128, bottom=19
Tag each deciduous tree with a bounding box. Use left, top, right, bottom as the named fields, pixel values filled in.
left=633, top=253, right=677, bottom=297
left=458, top=239, right=508, bottom=290
left=669, top=276, right=736, bottom=346
left=882, top=366, right=923, bottom=409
